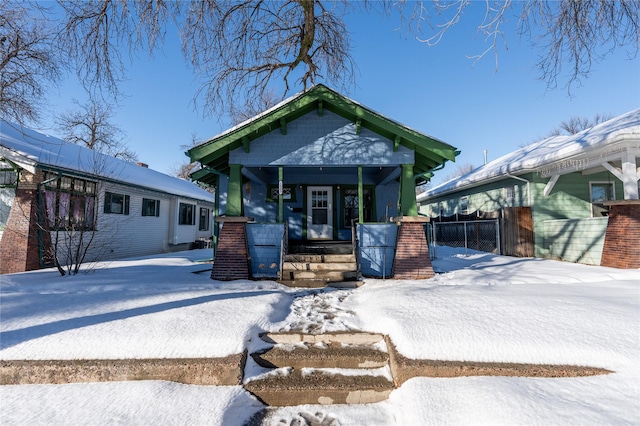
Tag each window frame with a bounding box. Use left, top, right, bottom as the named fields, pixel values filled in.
left=199, top=207, right=210, bottom=231
left=178, top=202, right=196, bottom=225
left=589, top=181, right=615, bottom=217
left=104, top=191, right=130, bottom=215
left=340, top=187, right=373, bottom=229
left=142, top=198, right=161, bottom=217
left=459, top=196, right=469, bottom=215
left=43, top=172, right=97, bottom=231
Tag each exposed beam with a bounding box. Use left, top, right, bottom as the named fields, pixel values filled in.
left=376, top=166, right=401, bottom=186
left=241, top=167, right=269, bottom=185
left=280, top=117, right=287, bottom=135
left=394, top=135, right=401, bottom=152
left=543, top=175, right=560, bottom=197
left=355, top=118, right=361, bottom=134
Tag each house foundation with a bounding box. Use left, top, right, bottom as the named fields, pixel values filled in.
left=600, top=200, right=640, bottom=269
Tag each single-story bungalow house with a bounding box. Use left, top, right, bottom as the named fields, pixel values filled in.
left=187, top=85, right=459, bottom=282
left=0, top=119, right=216, bottom=274
left=418, top=109, right=640, bottom=268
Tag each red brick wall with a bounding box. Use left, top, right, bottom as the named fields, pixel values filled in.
left=600, top=203, right=640, bottom=269
left=393, top=221, right=434, bottom=279
left=0, top=170, right=45, bottom=274
left=211, top=221, right=251, bottom=280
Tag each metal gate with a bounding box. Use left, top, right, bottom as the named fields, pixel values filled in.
left=432, top=219, right=500, bottom=256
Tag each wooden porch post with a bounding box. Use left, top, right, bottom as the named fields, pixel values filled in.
left=227, top=164, right=242, bottom=216
left=400, top=163, right=417, bottom=216
left=278, top=166, right=284, bottom=223
left=358, top=165, right=364, bottom=223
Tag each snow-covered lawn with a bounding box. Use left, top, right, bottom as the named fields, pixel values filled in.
left=1, top=247, right=638, bottom=425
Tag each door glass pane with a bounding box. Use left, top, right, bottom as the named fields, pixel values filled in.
left=312, top=209, right=328, bottom=225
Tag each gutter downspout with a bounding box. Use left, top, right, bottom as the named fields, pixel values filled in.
left=505, top=173, right=531, bottom=206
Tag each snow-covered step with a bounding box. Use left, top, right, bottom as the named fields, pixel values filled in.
left=252, top=341, right=389, bottom=370
left=244, top=332, right=393, bottom=406
left=244, top=367, right=394, bottom=406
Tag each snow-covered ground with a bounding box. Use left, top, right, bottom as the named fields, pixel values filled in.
left=1, top=247, right=638, bottom=425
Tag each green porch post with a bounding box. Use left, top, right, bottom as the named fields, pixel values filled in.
left=278, top=166, right=284, bottom=223
left=358, top=165, right=364, bottom=223
left=227, top=164, right=242, bottom=216
left=400, top=163, right=417, bottom=216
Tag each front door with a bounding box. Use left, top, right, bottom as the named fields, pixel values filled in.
left=307, top=186, right=333, bottom=240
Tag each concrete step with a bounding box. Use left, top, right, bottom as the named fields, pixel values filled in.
left=244, top=368, right=394, bottom=406
left=277, top=279, right=362, bottom=289
left=245, top=332, right=392, bottom=405
left=252, top=342, right=389, bottom=369
left=284, top=254, right=356, bottom=263
left=282, top=262, right=357, bottom=272
left=281, top=270, right=358, bottom=281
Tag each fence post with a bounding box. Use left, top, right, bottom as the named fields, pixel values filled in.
left=464, top=221, right=468, bottom=255
left=495, top=218, right=501, bottom=255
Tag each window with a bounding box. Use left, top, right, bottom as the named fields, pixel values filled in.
left=0, top=160, right=17, bottom=187
left=199, top=207, right=210, bottom=231
left=104, top=192, right=130, bottom=215
left=342, top=189, right=372, bottom=228
left=179, top=202, right=195, bottom=225
left=142, top=198, right=160, bottom=217
left=504, top=186, right=514, bottom=205
left=43, top=172, right=97, bottom=230
left=590, top=182, right=615, bottom=217
left=459, top=196, right=469, bottom=214
left=267, top=185, right=296, bottom=202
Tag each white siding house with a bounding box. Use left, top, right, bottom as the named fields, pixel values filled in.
left=0, top=119, right=215, bottom=274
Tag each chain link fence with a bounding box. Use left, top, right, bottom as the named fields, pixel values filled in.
left=431, top=219, right=500, bottom=257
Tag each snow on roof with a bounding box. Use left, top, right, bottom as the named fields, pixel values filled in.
left=0, top=119, right=215, bottom=203
left=419, top=108, right=640, bottom=200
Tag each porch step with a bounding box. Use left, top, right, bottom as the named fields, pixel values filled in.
left=280, top=251, right=359, bottom=287
left=284, top=254, right=356, bottom=263
left=244, top=332, right=394, bottom=406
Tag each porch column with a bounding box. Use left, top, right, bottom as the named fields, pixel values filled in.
left=278, top=166, right=284, bottom=223
left=358, top=165, right=364, bottom=223
left=600, top=200, right=640, bottom=269
left=227, top=163, right=242, bottom=216
left=400, top=163, right=417, bottom=216
left=621, top=151, right=639, bottom=199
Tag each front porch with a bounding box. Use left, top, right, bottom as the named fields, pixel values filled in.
left=187, top=85, right=458, bottom=283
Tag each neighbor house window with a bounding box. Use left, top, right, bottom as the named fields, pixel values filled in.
left=104, top=192, right=130, bottom=215
left=43, top=172, right=97, bottom=230
left=199, top=207, right=210, bottom=231
left=142, top=198, right=160, bottom=217
left=179, top=202, right=195, bottom=225
left=459, top=196, right=469, bottom=214
left=0, top=160, right=17, bottom=187
left=504, top=186, right=514, bottom=206
left=590, top=182, right=615, bottom=217
left=342, top=189, right=372, bottom=228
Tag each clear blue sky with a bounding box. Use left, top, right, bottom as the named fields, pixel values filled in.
left=38, top=5, right=639, bottom=187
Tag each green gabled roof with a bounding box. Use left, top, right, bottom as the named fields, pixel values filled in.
left=188, top=84, right=457, bottom=184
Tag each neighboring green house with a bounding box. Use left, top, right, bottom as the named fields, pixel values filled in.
left=187, top=85, right=458, bottom=281
left=418, top=109, right=640, bottom=266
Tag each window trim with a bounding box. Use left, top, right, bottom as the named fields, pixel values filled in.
left=199, top=207, right=210, bottom=231
left=459, top=196, right=469, bottom=215
left=178, top=202, right=196, bottom=225
left=43, top=172, right=97, bottom=231
left=589, top=181, right=615, bottom=217
left=104, top=191, right=130, bottom=215
left=142, top=198, right=161, bottom=217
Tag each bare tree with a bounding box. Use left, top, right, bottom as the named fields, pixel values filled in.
left=55, top=99, right=138, bottom=162
left=0, top=2, right=61, bottom=124
left=7, top=1, right=639, bottom=121
left=548, top=113, right=614, bottom=136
